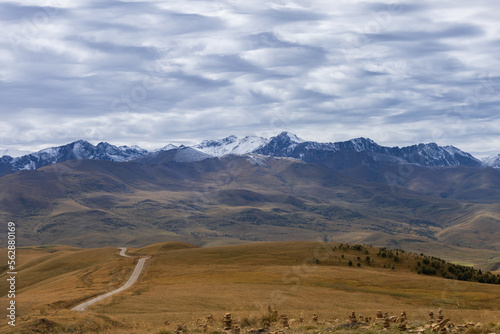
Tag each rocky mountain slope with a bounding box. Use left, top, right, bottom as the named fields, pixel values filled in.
left=0, top=132, right=490, bottom=177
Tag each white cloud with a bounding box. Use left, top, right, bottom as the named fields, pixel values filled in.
left=0, top=0, right=499, bottom=157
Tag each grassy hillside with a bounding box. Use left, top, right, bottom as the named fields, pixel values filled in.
left=1, top=242, right=499, bottom=333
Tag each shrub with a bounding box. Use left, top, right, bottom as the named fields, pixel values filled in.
left=240, top=315, right=259, bottom=328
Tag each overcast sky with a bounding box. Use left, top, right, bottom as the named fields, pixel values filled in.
left=1, top=0, right=499, bottom=157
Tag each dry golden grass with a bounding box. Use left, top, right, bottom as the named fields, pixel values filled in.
left=1, top=241, right=499, bottom=333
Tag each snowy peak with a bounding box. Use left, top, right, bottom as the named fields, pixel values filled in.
left=347, top=138, right=378, bottom=151
left=255, top=134, right=482, bottom=167
left=10, top=140, right=94, bottom=171
left=7, top=140, right=149, bottom=172
left=193, top=135, right=268, bottom=157
left=441, top=145, right=478, bottom=162
left=195, top=135, right=238, bottom=153
left=155, top=144, right=178, bottom=152
left=482, top=154, right=500, bottom=168
left=275, top=131, right=305, bottom=144
left=254, top=132, right=307, bottom=156
left=232, top=136, right=270, bottom=155
left=396, top=143, right=481, bottom=167
left=95, top=142, right=148, bottom=162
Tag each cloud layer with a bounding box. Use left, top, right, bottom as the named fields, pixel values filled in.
left=1, top=0, right=499, bottom=156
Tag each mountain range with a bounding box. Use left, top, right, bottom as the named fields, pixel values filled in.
left=1, top=132, right=499, bottom=271
left=1, top=132, right=499, bottom=177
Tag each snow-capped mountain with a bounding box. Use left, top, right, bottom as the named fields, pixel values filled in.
left=93, top=142, right=148, bottom=162
left=254, top=132, right=482, bottom=168
left=134, top=145, right=212, bottom=165
left=192, top=135, right=269, bottom=157
left=190, top=131, right=482, bottom=168
left=172, top=146, right=213, bottom=162
left=155, top=144, right=178, bottom=152
left=482, top=154, right=500, bottom=168
left=0, top=140, right=149, bottom=175
left=255, top=132, right=381, bottom=157
left=398, top=143, right=481, bottom=167
left=0, top=132, right=491, bottom=176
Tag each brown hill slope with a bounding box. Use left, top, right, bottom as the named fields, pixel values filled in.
left=0, top=155, right=499, bottom=268
left=0, top=242, right=499, bottom=333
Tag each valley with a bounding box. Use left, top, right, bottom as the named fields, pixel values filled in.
left=1, top=151, right=499, bottom=270
left=1, top=133, right=499, bottom=333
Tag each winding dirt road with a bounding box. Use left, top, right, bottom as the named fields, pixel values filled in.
left=71, top=248, right=149, bottom=311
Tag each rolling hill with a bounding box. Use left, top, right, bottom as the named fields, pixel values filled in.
left=1, top=242, right=499, bottom=333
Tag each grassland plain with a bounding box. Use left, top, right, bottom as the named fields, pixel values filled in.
left=0, top=241, right=499, bottom=333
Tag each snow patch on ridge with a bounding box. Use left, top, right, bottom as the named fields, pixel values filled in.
left=482, top=154, right=500, bottom=168
left=174, top=147, right=213, bottom=162
left=155, top=144, right=178, bottom=152
left=193, top=135, right=269, bottom=157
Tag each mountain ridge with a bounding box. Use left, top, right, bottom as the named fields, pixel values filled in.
left=0, top=132, right=492, bottom=176
left=0, top=140, right=148, bottom=176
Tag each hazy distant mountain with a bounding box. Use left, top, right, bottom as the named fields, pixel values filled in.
left=135, top=146, right=212, bottom=164
left=482, top=154, right=500, bottom=168
left=154, top=144, right=178, bottom=152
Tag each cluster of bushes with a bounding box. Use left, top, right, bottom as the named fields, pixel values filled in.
left=336, top=243, right=367, bottom=252
left=376, top=247, right=404, bottom=263
left=331, top=243, right=499, bottom=285
left=416, top=256, right=500, bottom=285
left=335, top=244, right=371, bottom=268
